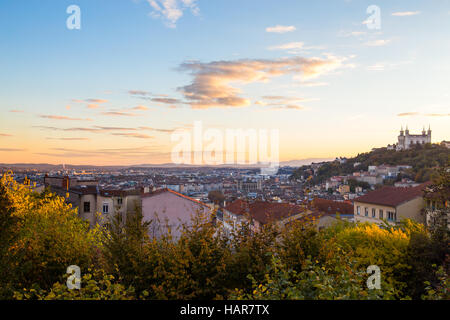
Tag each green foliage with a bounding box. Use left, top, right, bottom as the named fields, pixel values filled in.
left=231, top=254, right=395, bottom=300
left=0, top=172, right=102, bottom=298
left=291, top=143, right=450, bottom=184
left=2, top=170, right=449, bottom=300
left=13, top=268, right=135, bottom=300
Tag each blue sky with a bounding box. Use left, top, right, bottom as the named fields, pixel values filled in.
left=0, top=0, right=449, bottom=165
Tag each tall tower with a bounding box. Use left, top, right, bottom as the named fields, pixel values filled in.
left=405, top=125, right=409, bottom=135
left=427, top=125, right=432, bottom=143
left=397, top=126, right=406, bottom=150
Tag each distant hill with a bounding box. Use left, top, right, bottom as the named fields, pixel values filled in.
left=291, top=143, right=450, bottom=184
left=0, top=158, right=332, bottom=172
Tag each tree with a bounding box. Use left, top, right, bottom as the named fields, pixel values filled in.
left=0, top=172, right=101, bottom=298
left=208, top=190, right=225, bottom=205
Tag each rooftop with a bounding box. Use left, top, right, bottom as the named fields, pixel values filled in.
left=354, top=182, right=431, bottom=207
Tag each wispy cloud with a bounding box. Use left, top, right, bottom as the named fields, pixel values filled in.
left=72, top=98, right=108, bottom=109
left=392, top=11, right=420, bottom=16
left=131, top=105, right=150, bottom=111
left=0, top=133, right=12, bottom=137
left=34, top=125, right=177, bottom=134
left=265, top=25, right=296, bottom=33
left=365, top=39, right=391, bottom=47
left=129, top=90, right=151, bottom=96
left=39, top=115, right=92, bottom=121
left=35, top=146, right=166, bottom=159
left=269, top=42, right=304, bottom=51
left=86, top=99, right=108, bottom=104
left=111, top=132, right=154, bottom=139
left=397, top=112, right=450, bottom=117
left=46, top=137, right=90, bottom=141
left=100, top=111, right=138, bottom=117
left=178, top=55, right=349, bottom=109
left=0, top=148, right=25, bottom=152
left=9, top=109, right=24, bottom=113
left=256, top=95, right=312, bottom=111
left=147, top=0, right=200, bottom=28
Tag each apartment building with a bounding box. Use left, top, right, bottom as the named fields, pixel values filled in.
left=354, top=182, right=431, bottom=225
left=141, top=188, right=212, bottom=239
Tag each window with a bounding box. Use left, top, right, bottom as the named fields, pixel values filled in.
left=117, top=197, right=123, bottom=205
left=379, top=209, right=383, bottom=219
left=372, top=208, right=376, bottom=218
left=83, top=201, right=90, bottom=213
left=387, top=211, right=396, bottom=221
left=365, top=208, right=369, bottom=217
left=102, top=203, right=109, bottom=214
left=357, top=206, right=360, bottom=215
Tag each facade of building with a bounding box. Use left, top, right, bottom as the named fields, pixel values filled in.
left=141, top=188, right=212, bottom=239
left=395, top=126, right=431, bottom=151
left=44, top=176, right=141, bottom=227
left=423, top=183, right=450, bottom=230
left=354, top=182, right=431, bottom=225
left=237, top=179, right=262, bottom=192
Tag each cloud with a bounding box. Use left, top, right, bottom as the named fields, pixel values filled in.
left=100, top=111, right=138, bottom=117
left=397, top=112, right=450, bottom=117
left=265, top=25, right=296, bottom=33
left=147, top=0, right=199, bottom=28
left=0, top=148, right=25, bottom=152
left=86, top=99, right=108, bottom=104
left=271, top=104, right=304, bottom=110
left=269, top=42, right=304, bottom=51
left=0, top=133, right=12, bottom=137
left=131, top=105, right=150, bottom=111
left=33, top=125, right=177, bottom=134
left=46, top=137, right=90, bottom=141
left=397, top=112, right=420, bottom=117
left=424, top=113, right=450, bottom=117
left=9, top=109, right=24, bottom=113
left=129, top=90, right=151, bottom=96
left=178, top=55, right=348, bottom=109
left=256, top=96, right=311, bottom=111
left=365, top=39, right=391, bottom=47
left=39, top=115, right=92, bottom=121
left=72, top=98, right=108, bottom=109
left=35, top=146, right=168, bottom=159
left=392, top=11, right=420, bottom=16
left=111, top=133, right=154, bottom=139
left=151, top=97, right=181, bottom=104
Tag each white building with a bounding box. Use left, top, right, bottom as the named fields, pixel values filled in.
left=395, top=126, right=431, bottom=151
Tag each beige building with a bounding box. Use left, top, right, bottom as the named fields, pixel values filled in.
left=354, top=182, right=431, bottom=225
left=45, top=176, right=141, bottom=227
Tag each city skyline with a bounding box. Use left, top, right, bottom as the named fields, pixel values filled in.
left=1, top=0, right=450, bottom=165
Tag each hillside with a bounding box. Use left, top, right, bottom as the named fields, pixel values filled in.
left=291, top=143, right=450, bottom=184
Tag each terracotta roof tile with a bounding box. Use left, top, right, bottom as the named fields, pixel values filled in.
left=354, top=182, right=431, bottom=207
left=224, top=200, right=305, bottom=224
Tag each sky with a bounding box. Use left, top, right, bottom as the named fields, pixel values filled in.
left=0, top=0, right=449, bottom=165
